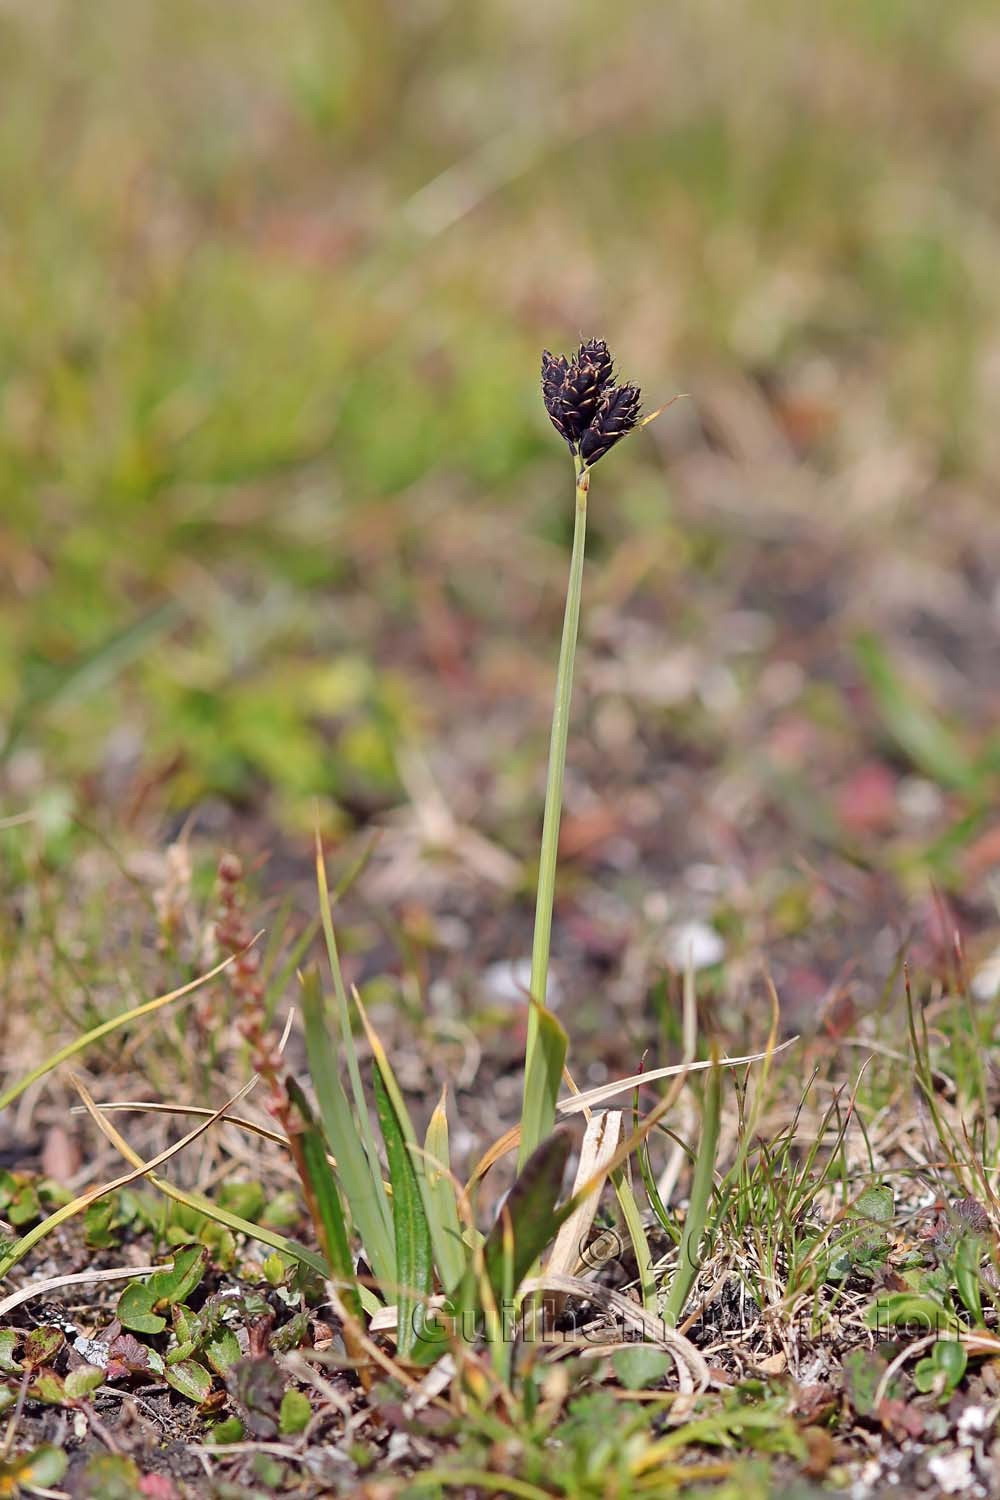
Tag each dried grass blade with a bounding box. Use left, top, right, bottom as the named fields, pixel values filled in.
left=0, top=1074, right=253, bottom=1279
left=546, top=1110, right=623, bottom=1279
left=520, top=1270, right=709, bottom=1393
left=0, top=945, right=253, bottom=1112
left=70, top=1075, right=330, bottom=1280
left=0, top=1264, right=164, bottom=1319
left=558, top=1037, right=796, bottom=1114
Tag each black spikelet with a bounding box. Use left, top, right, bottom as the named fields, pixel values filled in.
left=558, top=359, right=603, bottom=441
left=541, top=338, right=642, bottom=466
left=578, top=383, right=642, bottom=466
left=541, top=350, right=571, bottom=444
left=576, top=338, right=615, bottom=394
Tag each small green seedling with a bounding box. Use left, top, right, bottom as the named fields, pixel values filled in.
left=0, top=1445, right=68, bottom=1494
left=116, top=1243, right=208, bottom=1334
left=913, top=1338, right=967, bottom=1396
left=828, top=1184, right=894, bottom=1282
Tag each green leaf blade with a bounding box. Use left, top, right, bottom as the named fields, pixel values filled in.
left=518, top=1002, right=568, bottom=1175
left=284, top=1078, right=362, bottom=1327
left=300, top=967, right=395, bottom=1287
left=483, top=1127, right=573, bottom=1299
left=424, top=1090, right=466, bottom=1295
left=373, top=1066, right=433, bottom=1359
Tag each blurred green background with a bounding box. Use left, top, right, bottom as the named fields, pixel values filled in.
left=3, top=0, right=1000, bottom=885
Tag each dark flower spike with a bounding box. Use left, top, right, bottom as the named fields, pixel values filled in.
left=540, top=350, right=571, bottom=443
left=541, top=337, right=642, bottom=466
left=579, top=382, right=642, bottom=466
left=576, top=338, right=615, bottom=393
left=559, top=359, right=604, bottom=441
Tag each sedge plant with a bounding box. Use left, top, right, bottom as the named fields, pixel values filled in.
left=270, top=343, right=738, bottom=1370
left=0, top=343, right=776, bottom=1394
left=269, top=341, right=707, bottom=1370
left=521, top=339, right=653, bottom=1169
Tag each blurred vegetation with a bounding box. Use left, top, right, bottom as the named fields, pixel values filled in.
left=3, top=0, right=1000, bottom=837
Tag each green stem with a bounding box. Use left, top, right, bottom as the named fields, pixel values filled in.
left=519, top=456, right=588, bottom=1168
left=662, top=1059, right=722, bottom=1328
left=612, top=1163, right=657, bottom=1311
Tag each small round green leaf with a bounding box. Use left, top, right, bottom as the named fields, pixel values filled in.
left=279, top=1388, right=312, bottom=1435
left=117, top=1283, right=166, bottom=1336
left=164, top=1358, right=213, bottom=1404
left=64, top=1364, right=105, bottom=1400
left=612, top=1346, right=672, bottom=1390
left=935, top=1339, right=967, bottom=1389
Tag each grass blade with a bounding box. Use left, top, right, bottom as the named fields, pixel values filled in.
left=355, top=990, right=457, bottom=1291
left=1, top=602, right=181, bottom=760
left=0, top=1075, right=255, bottom=1280
left=451, top=1128, right=574, bottom=1350
left=483, top=1128, right=572, bottom=1299
left=315, top=838, right=390, bottom=1237
left=424, top=1088, right=466, bottom=1295
left=558, top=1036, right=797, bottom=1113
left=284, top=1079, right=363, bottom=1324
left=300, top=967, right=395, bottom=1287
left=67, top=1075, right=332, bottom=1282
left=635, top=1093, right=680, bottom=1246
left=518, top=999, right=567, bottom=1175
left=855, top=633, right=979, bottom=793
left=373, top=1066, right=433, bottom=1358
left=262, top=911, right=320, bottom=1023
left=546, top=1109, right=623, bottom=1278
left=662, top=1056, right=722, bottom=1328
left=611, top=1160, right=657, bottom=1313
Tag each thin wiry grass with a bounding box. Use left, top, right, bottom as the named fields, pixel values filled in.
left=0, top=945, right=248, bottom=1112
left=0, top=1074, right=272, bottom=1280
left=67, top=1075, right=330, bottom=1280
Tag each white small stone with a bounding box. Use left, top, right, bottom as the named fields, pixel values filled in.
left=971, top=947, right=1000, bottom=1002
left=664, top=920, right=726, bottom=972
left=434, top=917, right=470, bottom=951
left=481, top=958, right=563, bottom=1010
left=927, top=1449, right=973, bottom=1493
left=852, top=1460, right=882, bottom=1498
left=73, top=1337, right=109, bottom=1368
left=699, top=664, right=740, bottom=716
left=898, top=775, right=944, bottom=824
left=958, top=1403, right=991, bottom=1440
left=428, top=978, right=458, bottom=1017
left=386, top=1430, right=412, bottom=1465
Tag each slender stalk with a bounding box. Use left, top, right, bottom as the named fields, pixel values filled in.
left=662, top=1058, right=722, bottom=1328
left=519, top=455, right=589, bottom=1168
left=611, top=1162, right=657, bottom=1311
